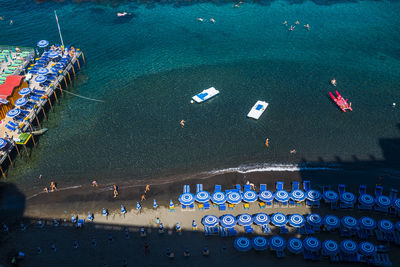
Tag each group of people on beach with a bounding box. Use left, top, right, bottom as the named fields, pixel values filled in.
left=43, top=180, right=57, bottom=193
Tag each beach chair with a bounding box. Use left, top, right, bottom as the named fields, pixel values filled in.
left=76, top=219, right=84, bottom=228
left=228, top=228, right=237, bottom=236
left=228, top=203, right=235, bottom=210
left=375, top=185, right=383, bottom=198
left=189, top=203, right=194, bottom=209
left=235, top=184, right=241, bottom=192
left=219, top=227, right=228, bottom=237
left=259, top=202, right=266, bottom=209
left=292, top=181, right=299, bottom=191
left=219, top=204, right=226, bottom=211
left=203, top=202, right=210, bottom=210
left=305, top=224, right=315, bottom=235
left=262, top=224, right=271, bottom=233
left=260, top=184, right=266, bottom=191
left=303, top=181, right=310, bottom=191
left=245, top=225, right=254, bottom=234
left=280, top=226, right=288, bottom=234
left=198, top=203, right=204, bottom=210
left=243, top=203, right=250, bottom=210
left=244, top=184, right=251, bottom=191
left=338, top=184, right=345, bottom=195
left=5, top=123, right=16, bottom=131
left=359, top=185, right=367, bottom=196
left=276, top=181, right=284, bottom=191
left=183, top=185, right=187, bottom=193
left=215, top=185, right=221, bottom=192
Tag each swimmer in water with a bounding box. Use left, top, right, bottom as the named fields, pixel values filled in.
left=197, top=18, right=204, bottom=22
left=117, top=12, right=128, bottom=17
left=265, top=138, right=269, bottom=148
left=331, top=79, right=337, bottom=86
left=295, top=20, right=300, bottom=25
left=304, top=24, right=310, bottom=30
left=180, top=120, right=185, bottom=127
left=283, top=21, right=287, bottom=25
left=234, top=4, right=240, bottom=8
left=289, top=25, right=295, bottom=31
left=210, top=18, right=216, bottom=23
left=290, top=149, right=296, bottom=154
left=9, top=20, right=13, bottom=25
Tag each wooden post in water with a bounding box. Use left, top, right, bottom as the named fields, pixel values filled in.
left=54, top=90, right=59, bottom=103
left=0, top=166, right=5, bottom=178
left=41, top=107, right=48, bottom=120
left=31, top=134, right=36, bottom=148
left=58, top=84, right=63, bottom=97
left=23, top=144, right=29, bottom=157
left=81, top=52, right=86, bottom=64
left=67, top=72, right=72, bottom=84
left=71, top=65, right=76, bottom=77
left=14, top=144, right=21, bottom=157
left=35, top=115, right=41, bottom=128
left=7, top=154, right=13, bottom=166
left=76, top=59, right=81, bottom=70
left=64, top=77, right=68, bottom=87
left=47, top=96, right=53, bottom=111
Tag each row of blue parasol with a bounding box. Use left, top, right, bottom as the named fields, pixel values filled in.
left=234, top=236, right=377, bottom=256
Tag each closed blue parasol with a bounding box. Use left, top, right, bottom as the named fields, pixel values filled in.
left=259, top=190, right=274, bottom=202
left=14, top=97, right=28, bottom=107
left=253, top=213, right=270, bottom=226
left=307, top=213, right=322, bottom=227
left=48, top=51, right=60, bottom=58
left=179, top=192, right=195, bottom=206
left=340, top=192, right=356, bottom=203
left=136, top=202, right=141, bottom=211
left=169, top=200, right=174, bottom=208
left=303, top=237, right=321, bottom=252
left=121, top=205, right=126, bottom=214
left=378, top=219, right=394, bottom=233
left=237, top=214, right=254, bottom=226
left=35, top=75, right=47, bottom=83
left=376, top=195, right=391, bottom=208
left=270, top=236, right=286, bottom=251
left=242, top=190, right=258, bottom=203
left=211, top=191, right=226, bottom=205
left=287, top=238, right=303, bottom=254
left=359, top=217, right=376, bottom=230
left=270, top=213, right=287, bottom=227
left=323, top=215, right=340, bottom=229
left=6, top=108, right=21, bottom=118
left=275, top=190, right=289, bottom=202
left=322, top=240, right=339, bottom=256
left=394, top=199, right=400, bottom=211
left=306, top=189, right=322, bottom=201
left=288, top=214, right=305, bottom=228
left=340, top=240, right=357, bottom=255
left=323, top=190, right=339, bottom=202
left=195, top=191, right=210, bottom=203
left=341, top=216, right=358, bottom=229
left=0, top=138, right=7, bottom=150
left=37, top=40, right=49, bottom=48
left=252, top=236, right=269, bottom=251
left=359, top=194, right=375, bottom=207
left=290, top=189, right=306, bottom=202
left=220, top=214, right=236, bottom=228
left=202, top=215, right=219, bottom=227
left=226, top=191, right=242, bottom=204
left=234, top=237, right=252, bottom=252
left=359, top=242, right=376, bottom=257
left=37, top=68, right=49, bottom=75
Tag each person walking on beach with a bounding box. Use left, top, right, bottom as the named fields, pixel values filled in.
left=141, top=194, right=146, bottom=201
left=113, top=184, right=119, bottom=198
left=145, top=184, right=150, bottom=194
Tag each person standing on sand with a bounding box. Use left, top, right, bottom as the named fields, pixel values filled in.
left=50, top=181, right=57, bottom=192
left=145, top=184, right=150, bottom=194
left=141, top=194, right=146, bottom=201
left=113, top=184, right=119, bottom=198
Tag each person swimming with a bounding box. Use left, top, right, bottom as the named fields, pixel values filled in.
left=180, top=120, right=185, bottom=127
left=283, top=21, right=287, bottom=25
left=117, top=12, right=128, bottom=17
left=331, top=79, right=337, bottom=86
left=304, top=24, right=310, bottom=30
left=290, top=149, right=296, bottom=154
left=197, top=18, right=204, bottom=22
left=289, top=25, right=295, bottom=31
left=295, top=20, right=300, bottom=25
left=265, top=138, right=269, bottom=147
left=210, top=18, right=216, bottom=23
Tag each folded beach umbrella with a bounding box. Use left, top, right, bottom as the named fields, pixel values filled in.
left=323, top=215, right=340, bottom=230
left=322, top=240, right=339, bottom=256
left=340, top=192, right=356, bottom=204
left=303, top=237, right=321, bottom=252
left=288, top=214, right=305, bottom=228
left=378, top=219, right=394, bottom=233
left=211, top=191, right=226, bottom=205
left=242, top=190, right=258, bottom=203
left=359, top=242, right=376, bottom=257
left=306, top=189, right=322, bottom=202
left=253, top=213, right=270, bottom=226
left=237, top=214, right=254, bottom=226
left=290, top=189, right=306, bottom=202
left=226, top=191, right=242, bottom=204
left=121, top=205, right=126, bottom=214
left=287, top=238, right=303, bottom=254
left=153, top=199, right=158, bottom=209
left=270, top=213, right=287, bottom=227
left=35, top=74, right=47, bottom=83
left=179, top=192, right=195, bottom=206
left=220, top=214, right=236, bottom=228
left=102, top=208, right=108, bottom=216
left=307, top=213, right=322, bottom=228
left=340, top=240, right=358, bottom=255
left=274, top=190, right=289, bottom=203
left=6, top=108, right=21, bottom=118
left=252, top=236, right=269, bottom=251
left=234, top=237, right=252, bottom=252
left=323, top=190, right=339, bottom=203
left=14, top=97, right=28, bottom=107
left=136, top=202, right=142, bottom=211
left=259, top=190, right=274, bottom=202
left=341, top=216, right=358, bottom=229
left=202, top=215, right=219, bottom=227
left=270, top=236, right=286, bottom=251
left=195, top=191, right=210, bottom=203
left=359, top=216, right=376, bottom=230
left=37, top=40, right=49, bottom=48
left=376, top=195, right=391, bottom=209
left=37, top=67, right=49, bottom=75
left=0, top=138, right=7, bottom=150
left=169, top=200, right=174, bottom=209
left=358, top=194, right=375, bottom=207
left=87, top=212, right=93, bottom=221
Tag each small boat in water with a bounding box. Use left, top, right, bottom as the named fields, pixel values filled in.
left=30, top=128, right=48, bottom=136
left=247, top=100, right=268, bottom=120
left=329, top=91, right=352, bottom=112
left=192, top=87, right=220, bottom=103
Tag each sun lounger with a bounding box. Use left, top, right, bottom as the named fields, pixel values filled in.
left=196, top=184, right=203, bottom=193
left=228, top=228, right=237, bottom=236
left=235, top=184, right=241, bottom=192
left=228, top=203, right=235, bottom=210
left=8, top=121, right=18, bottom=127
left=262, top=224, right=271, bottom=233
left=280, top=226, right=288, bottom=234
left=219, top=204, right=226, bottom=211
left=276, top=250, right=285, bottom=258
left=5, top=124, right=16, bottom=131
left=76, top=219, right=84, bottom=228
left=338, top=184, right=345, bottom=195
left=244, top=184, right=251, bottom=191
left=276, top=181, right=284, bottom=191
left=291, top=181, right=299, bottom=191
left=245, top=225, right=253, bottom=234
left=303, top=181, right=310, bottom=191
left=258, top=202, right=266, bottom=209
left=215, top=185, right=221, bottom=192
left=203, top=202, right=210, bottom=209
left=219, top=227, right=228, bottom=237
left=243, top=203, right=250, bottom=210
left=375, top=185, right=383, bottom=198
left=359, top=185, right=367, bottom=195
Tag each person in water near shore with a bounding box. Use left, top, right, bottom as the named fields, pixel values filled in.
left=197, top=18, right=204, bottom=22
left=290, top=149, right=296, bottom=154
left=289, top=25, right=295, bottom=31
left=113, top=184, right=119, bottom=198
left=331, top=78, right=337, bottom=86
left=283, top=21, right=287, bottom=25
left=304, top=24, right=310, bottom=30
left=295, top=20, right=300, bottom=24
left=265, top=138, right=269, bottom=147
left=50, top=181, right=57, bottom=192
left=92, top=180, right=98, bottom=187
left=180, top=120, right=185, bottom=127
left=210, top=18, right=215, bottom=23
left=38, top=174, right=42, bottom=179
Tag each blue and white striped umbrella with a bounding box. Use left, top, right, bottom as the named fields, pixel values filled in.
left=136, top=202, right=141, bottom=211
left=396, top=221, right=400, bottom=232
left=303, top=237, right=321, bottom=252
left=359, top=194, right=375, bottom=207
left=252, top=236, right=269, bottom=251
left=306, top=189, right=322, bottom=201
left=102, top=208, right=108, bottom=216
left=234, top=237, right=252, bottom=252
left=359, top=217, right=376, bottom=230
left=169, top=200, right=174, bottom=208
left=37, top=68, right=49, bottom=75
left=288, top=214, right=305, bottom=228
left=179, top=192, right=195, bottom=206
left=220, top=214, right=236, bottom=228
left=14, top=97, right=28, bottom=107
left=226, top=191, right=242, bottom=204
left=290, top=189, right=306, bottom=202
left=287, top=238, right=303, bottom=254
left=211, top=192, right=226, bottom=205
left=376, top=195, right=391, bottom=208
left=323, top=215, right=340, bottom=229
left=6, top=108, right=21, bottom=118
left=378, top=219, right=394, bottom=233
left=237, top=214, right=254, bottom=226
left=270, top=236, right=286, bottom=251
left=202, top=215, right=219, bottom=227
left=48, top=51, right=60, bottom=58
left=322, top=240, right=339, bottom=256
left=37, top=40, right=49, bottom=48
left=19, top=87, right=32, bottom=96
left=340, top=192, right=356, bottom=203
left=259, top=190, right=274, bottom=202
left=270, top=213, right=287, bottom=227
left=341, top=216, right=358, bottom=229
left=35, top=75, right=47, bottom=83
left=253, top=213, right=270, bottom=226
left=340, top=240, right=357, bottom=255
left=0, top=138, right=7, bottom=150
left=394, top=199, right=400, bottom=211
left=359, top=242, right=376, bottom=257
left=195, top=191, right=210, bottom=203
left=307, top=213, right=322, bottom=227
left=323, top=190, right=339, bottom=202
left=275, top=190, right=289, bottom=202
left=242, top=190, right=258, bottom=203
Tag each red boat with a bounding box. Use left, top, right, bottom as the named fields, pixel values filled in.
left=329, top=91, right=352, bottom=112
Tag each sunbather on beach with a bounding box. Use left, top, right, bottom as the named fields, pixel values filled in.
left=141, top=194, right=146, bottom=201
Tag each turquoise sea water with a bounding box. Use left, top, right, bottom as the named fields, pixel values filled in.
left=0, top=0, right=399, bottom=191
